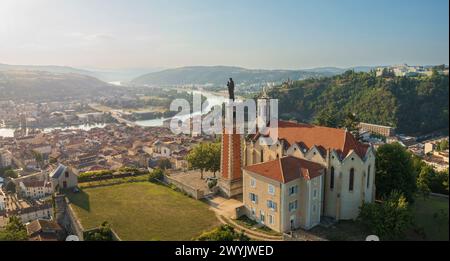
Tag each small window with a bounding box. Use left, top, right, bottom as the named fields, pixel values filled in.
left=289, top=185, right=298, bottom=196
left=260, top=150, right=264, bottom=162
left=313, top=189, right=317, bottom=199
left=250, top=178, right=256, bottom=188
left=268, top=184, right=275, bottom=195
left=288, top=200, right=298, bottom=212
left=367, top=165, right=371, bottom=188
left=65, top=171, right=69, bottom=178
left=269, top=215, right=274, bottom=225
left=249, top=193, right=258, bottom=203
left=267, top=200, right=277, bottom=211
left=349, top=168, right=355, bottom=192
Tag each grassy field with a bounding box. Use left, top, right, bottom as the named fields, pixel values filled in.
left=66, top=181, right=220, bottom=241
left=413, top=195, right=449, bottom=241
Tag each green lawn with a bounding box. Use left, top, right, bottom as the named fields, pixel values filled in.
left=413, top=195, right=449, bottom=241
left=66, top=181, right=220, bottom=241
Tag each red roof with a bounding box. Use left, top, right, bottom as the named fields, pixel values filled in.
left=244, top=156, right=324, bottom=183
left=252, top=120, right=369, bottom=158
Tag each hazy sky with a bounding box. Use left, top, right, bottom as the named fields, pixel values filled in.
left=0, top=0, right=448, bottom=70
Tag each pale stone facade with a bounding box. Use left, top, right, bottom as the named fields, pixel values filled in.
left=242, top=121, right=376, bottom=231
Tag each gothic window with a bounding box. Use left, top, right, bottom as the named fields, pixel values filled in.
left=330, top=167, right=335, bottom=190
left=367, top=165, right=371, bottom=188
left=349, top=168, right=355, bottom=192
left=260, top=150, right=264, bottom=163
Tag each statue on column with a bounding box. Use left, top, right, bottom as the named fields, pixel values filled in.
left=227, top=78, right=235, bottom=101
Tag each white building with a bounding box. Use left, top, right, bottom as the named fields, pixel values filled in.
left=0, top=149, right=13, bottom=168
left=19, top=180, right=53, bottom=199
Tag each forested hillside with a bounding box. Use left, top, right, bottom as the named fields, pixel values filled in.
left=267, top=70, right=449, bottom=135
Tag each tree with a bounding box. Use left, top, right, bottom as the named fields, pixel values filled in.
left=0, top=216, right=28, bottom=241
left=4, top=181, right=16, bottom=193
left=429, top=168, right=449, bottom=195
left=32, top=151, right=44, bottom=169
left=375, top=143, right=417, bottom=202
left=416, top=165, right=432, bottom=199
left=381, top=68, right=395, bottom=78
left=437, top=139, right=449, bottom=151
left=207, top=142, right=221, bottom=177
left=313, top=109, right=338, bottom=128
left=186, top=142, right=221, bottom=179
left=157, top=158, right=172, bottom=170
left=342, top=112, right=359, bottom=131
left=358, top=191, right=413, bottom=240
left=3, top=169, right=17, bottom=178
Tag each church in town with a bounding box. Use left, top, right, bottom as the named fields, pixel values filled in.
left=218, top=85, right=376, bottom=233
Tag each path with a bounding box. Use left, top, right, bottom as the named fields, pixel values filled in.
left=205, top=195, right=283, bottom=241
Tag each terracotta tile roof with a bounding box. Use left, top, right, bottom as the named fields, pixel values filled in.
left=244, top=156, right=324, bottom=183
left=26, top=219, right=62, bottom=236
left=252, top=120, right=368, bottom=158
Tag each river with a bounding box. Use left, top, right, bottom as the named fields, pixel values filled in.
left=0, top=91, right=229, bottom=137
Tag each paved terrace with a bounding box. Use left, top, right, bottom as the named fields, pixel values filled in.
left=167, top=170, right=217, bottom=195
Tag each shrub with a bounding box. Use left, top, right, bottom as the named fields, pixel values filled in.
left=148, top=168, right=164, bottom=182
left=84, top=221, right=114, bottom=241
left=78, top=170, right=113, bottom=182
left=207, top=178, right=217, bottom=189
left=195, top=225, right=250, bottom=241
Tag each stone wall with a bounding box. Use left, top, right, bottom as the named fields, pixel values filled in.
left=162, top=175, right=205, bottom=199
left=55, top=194, right=85, bottom=240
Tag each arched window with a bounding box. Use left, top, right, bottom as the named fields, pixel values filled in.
left=330, top=167, right=335, bottom=190
left=252, top=150, right=257, bottom=164
left=349, top=168, right=355, bottom=191
left=260, top=150, right=264, bottom=163
left=276, top=153, right=279, bottom=159
left=367, top=165, right=371, bottom=188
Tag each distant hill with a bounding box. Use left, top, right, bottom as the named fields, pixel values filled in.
left=0, top=63, right=95, bottom=76
left=0, top=63, right=157, bottom=82
left=0, top=70, right=114, bottom=102
left=131, top=66, right=340, bottom=86
left=266, top=70, right=449, bottom=135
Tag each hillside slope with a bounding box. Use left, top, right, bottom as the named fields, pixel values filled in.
left=131, top=66, right=333, bottom=86
left=0, top=70, right=114, bottom=101
left=267, top=71, right=449, bottom=135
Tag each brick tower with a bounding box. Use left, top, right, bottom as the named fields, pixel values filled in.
left=219, top=78, right=243, bottom=198
left=219, top=128, right=243, bottom=198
